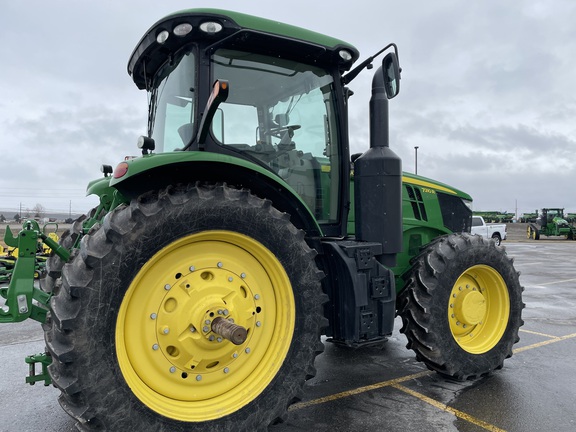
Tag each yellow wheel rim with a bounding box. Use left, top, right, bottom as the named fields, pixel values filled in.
left=448, top=264, right=510, bottom=354
left=526, top=226, right=531, bottom=239
left=116, top=230, right=295, bottom=422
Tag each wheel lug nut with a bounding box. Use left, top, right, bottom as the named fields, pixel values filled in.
left=205, top=319, right=211, bottom=325
left=189, top=265, right=195, bottom=272
left=224, top=367, right=230, bottom=374
left=223, top=309, right=229, bottom=316
left=196, top=375, right=202, bottom=381
left=170, top=366, right=176, bottom=373
left=209, top=335, right=215, bottom=341
left=164, top=284, right=171, bottom=290
left=152, top=344, right=159, bottom=350
left=256, top=321, right=261, bottom=327
left=203, top=326, right=209, bottom=332
left=228, top=277, right=233, bottom=282
left=150, top=313, right=157, bottom=320
left=245, top=348, right=251, bottom=354
left=217, top=262, right=223, bottom=268
left=254, top=294, right=260, bottom=300
left=241, top=273, right=246, bottom=279
left=163, top=327, right=170, bottom=334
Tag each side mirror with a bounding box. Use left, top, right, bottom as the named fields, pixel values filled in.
left=382, top=52, right=401, bottom=99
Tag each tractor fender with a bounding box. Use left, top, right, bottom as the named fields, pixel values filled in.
left=106, top=152, right=322, bottom=237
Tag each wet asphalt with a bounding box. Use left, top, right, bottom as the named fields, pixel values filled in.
left=1, top=230, right=575, bottom=431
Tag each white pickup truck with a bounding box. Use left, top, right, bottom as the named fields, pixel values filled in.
left=471, top=216, right=507, bottom=246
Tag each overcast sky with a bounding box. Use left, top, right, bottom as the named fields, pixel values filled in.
left=1, top=0, right=575, bottom=218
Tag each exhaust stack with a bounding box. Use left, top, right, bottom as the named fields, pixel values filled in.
left=354, top=66, right=402, bottom=267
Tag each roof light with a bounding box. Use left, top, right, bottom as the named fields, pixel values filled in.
left=200, top=21, right=223, bottom=34
left=156, top=30, right=169, bottom=44
left=100, top=164, right=113, bottom=177
left=137, top=135, right=155, bottom=155
left=173, top=23, right=193, bottom=37
left=339, top=50, right=353, bottom=61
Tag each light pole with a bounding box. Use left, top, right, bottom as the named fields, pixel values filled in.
left=414, top=146, right=419, bottom=175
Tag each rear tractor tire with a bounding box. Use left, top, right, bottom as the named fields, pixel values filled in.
left=398, top=233, right=524, bottom=380
left=44, top=183, right=326, bottom=431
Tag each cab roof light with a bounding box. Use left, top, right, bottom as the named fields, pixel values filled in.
left=173, top=23, right=193, bottom=37
left=156, top=30, right=169, bottom=44
left=199, top=21, right=223, bottom=35
left=339, top=49, right=353, bottom=61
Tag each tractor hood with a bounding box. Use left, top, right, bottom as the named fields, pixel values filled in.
left=402, top=172, right=473, bottom=201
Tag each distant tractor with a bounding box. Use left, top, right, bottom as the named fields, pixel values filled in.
left=528, top=208, right=576, bottom=240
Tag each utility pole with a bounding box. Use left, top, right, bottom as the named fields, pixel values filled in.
left=414, top=146, right=419, bottom=175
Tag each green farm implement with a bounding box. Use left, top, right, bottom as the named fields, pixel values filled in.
left=2, top=9, right=523, bottom=431
left=0, top=223, right=59, bottom=283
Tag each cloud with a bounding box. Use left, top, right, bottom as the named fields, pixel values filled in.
left=1, top=0, right=576, bottom=217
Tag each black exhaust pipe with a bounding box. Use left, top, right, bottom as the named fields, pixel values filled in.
left=353, top=67, right=402, bottom=267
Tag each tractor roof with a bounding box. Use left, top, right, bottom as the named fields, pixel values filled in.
left=128, top=8, right=360, bottom=89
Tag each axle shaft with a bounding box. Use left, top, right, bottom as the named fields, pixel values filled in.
left=211, top=317, right=248, bottom=345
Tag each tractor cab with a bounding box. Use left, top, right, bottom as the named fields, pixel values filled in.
left=130, top=10, right=359, bottom=233
left=126, top=8, right=400, bottom=238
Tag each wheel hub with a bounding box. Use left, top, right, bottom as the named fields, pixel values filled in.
left=453, top=288, right=486, bottom=326
left=150, top=264, right=259, bottom=383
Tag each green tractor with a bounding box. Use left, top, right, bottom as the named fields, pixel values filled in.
left=527, top=208, right=576, bottom=240
left=1, top=9, right=523, bottom=431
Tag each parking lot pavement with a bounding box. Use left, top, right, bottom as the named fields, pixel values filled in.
left=278, top=241, right=576, bottom=432
left=1, top=241, right=575, bottom=431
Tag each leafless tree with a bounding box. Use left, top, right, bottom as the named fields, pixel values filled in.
left=33, top=203, right=46, bottom=219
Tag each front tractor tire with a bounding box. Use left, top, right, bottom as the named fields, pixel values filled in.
left=45, top=183, right=325, bottom=431
left=398, top=233, right=524, bottom=380
left=527, top=224, right=540, bottom=240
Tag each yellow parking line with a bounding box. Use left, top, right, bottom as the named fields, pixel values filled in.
left=290, top=370, right=505, bottom=430
left=392, top=384, right=506, bottom=432
left=539, top=278, right=576, bottom=286
left=288, top=370, right=431, bottom=411
left=290, top=330, right=576, bottom=428
left=514, top=332, right=576, bottom=354
left=519, top=329, right=561, bottom=339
